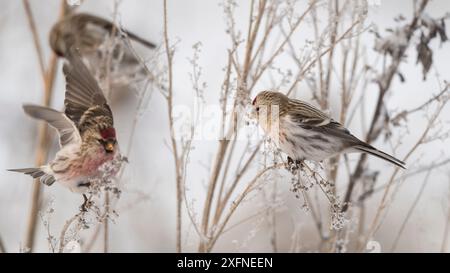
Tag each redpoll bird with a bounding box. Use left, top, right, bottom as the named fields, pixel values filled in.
left=9, top=50, right=119, bottom=193
left=252, top=91, right=405, bottom=169
left=49, top=12, right=155, bottom=65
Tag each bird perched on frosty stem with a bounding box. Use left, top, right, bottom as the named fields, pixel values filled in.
left=252, top=91, right=405, bottom=170
left=9, top=49, right=124, bottom=208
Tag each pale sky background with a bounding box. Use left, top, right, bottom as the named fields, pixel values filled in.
left=0, top=0, right=450, bottom=252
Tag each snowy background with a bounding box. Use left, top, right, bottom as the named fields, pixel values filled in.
left=0, top=0, right=450, bottom=252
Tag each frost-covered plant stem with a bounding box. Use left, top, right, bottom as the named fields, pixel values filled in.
left=163, top=0, right=183, bottom=253
left=342, top=0, right=430, bottom=212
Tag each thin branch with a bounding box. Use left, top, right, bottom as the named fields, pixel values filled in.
left=248, top=1, right=316, bottom=93
left=322, top=0, right=340, bottom=109
left=286, top=18, right=362, bottom=96
left=0, top=234, right=6, bottom=253
left=213, top=137, right=237, bottom=225
left=361, top=84, right=448, bottom=249
left=441, top=180, right=450, bottom=252
left=390, top=169, right=432, bottom=251
left=22, top=0, right=67, bottom=252
left=206, top=163, right=285, bottom=252
left=58, top=212, right=84, bottom=253
left=242, top=0, right=266, bottom=84
left=163, top=0, right=183, bottom=253
left=102, top=1, right=120, bottom=254
left=83, top=223, right=102, bottom=252
left=214, top=140, right=264, bottom=224
left=342, top=0, right=430, bottom=212
left=391, top=87, right=450, bottom=124
left=22, top=0, right=46, bottom=79
left=361, top=157, right=450, bottom=199
left=103, top=193, right=110, bottom=253
left=198, top=0, right=268, bottom=252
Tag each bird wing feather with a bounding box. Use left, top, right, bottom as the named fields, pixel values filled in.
left=63, top=48, right=111, bottom=126
left=288, top=98, right=359, bottom=145
left=23, top=104, right=81, bottom=147
left=288, top=99, right=332, bottom=126
left=74, top=13, right=156, bottom=49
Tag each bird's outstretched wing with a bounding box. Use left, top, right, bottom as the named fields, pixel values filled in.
left=63, top=48, right=113, bottom=129
left=23, top=104, right=81, bottom=147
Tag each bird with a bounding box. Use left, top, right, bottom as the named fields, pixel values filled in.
left=252, top=91, right=405, bottom=169
left=49, top=12, right=156, bottom=83
left=9, top=49, right=120, bottom=197
left=50, top=12, right=156, bottom=59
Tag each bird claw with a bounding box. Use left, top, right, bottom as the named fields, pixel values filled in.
left=287, top=156, right=294, bottom=166
left=287, top=157, right=303, bottom=174
left=80, top=194, right=92, bottom=212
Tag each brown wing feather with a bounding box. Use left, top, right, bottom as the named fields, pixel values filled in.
left=288, top=99, right=361, bottom=146
left=79, top=13, right=156, bottom=49
left=63, top=48, right=109, bottom=124
left=51, top=13, right=156, bottom=56
left=288, top=99, right=331, bottom=125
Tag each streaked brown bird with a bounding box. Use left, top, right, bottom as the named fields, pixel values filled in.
left=252, top=91, right=405, bottom=169
left=9, top=49, right=120, bottom=193
left=49, top=12, right=156, bottom=66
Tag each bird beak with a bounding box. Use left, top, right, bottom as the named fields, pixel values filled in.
left=105, top=141, right=115, bottom=153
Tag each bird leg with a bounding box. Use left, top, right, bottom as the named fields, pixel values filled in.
left=287, top=157, right=304, bottom=174
left=80, top=194, right=91, bottom=212
left=287, top=156, right=294, bottom=165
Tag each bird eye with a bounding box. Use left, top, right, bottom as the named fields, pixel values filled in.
left=256, top=107, right=260, bottom=112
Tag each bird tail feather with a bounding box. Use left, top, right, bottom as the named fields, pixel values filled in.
left=353, top=145, right=406, bottom=169
left=8, top=167, right=56, bottom=186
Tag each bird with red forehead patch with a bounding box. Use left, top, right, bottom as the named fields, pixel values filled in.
left=9, top=48, right=120, bottom=198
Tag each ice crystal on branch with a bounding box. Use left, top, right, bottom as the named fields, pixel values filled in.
left=87, top=154, right=127, bottom=199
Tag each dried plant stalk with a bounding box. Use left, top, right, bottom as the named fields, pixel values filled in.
left=342, top=0, right=430, bottom=212
left=22, top=0, right=68, bottom=252
left=163, top=0, right=183, bottom=253
left=0, top=235, right=6, bottom=253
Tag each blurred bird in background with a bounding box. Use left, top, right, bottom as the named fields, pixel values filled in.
left=9, top=50, right=120, bottom=203
left=252, top=91, right=405, bottom=169
left=49, top=12, right=156, bottom=86
left=50, top=12, right=155, bottom=58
